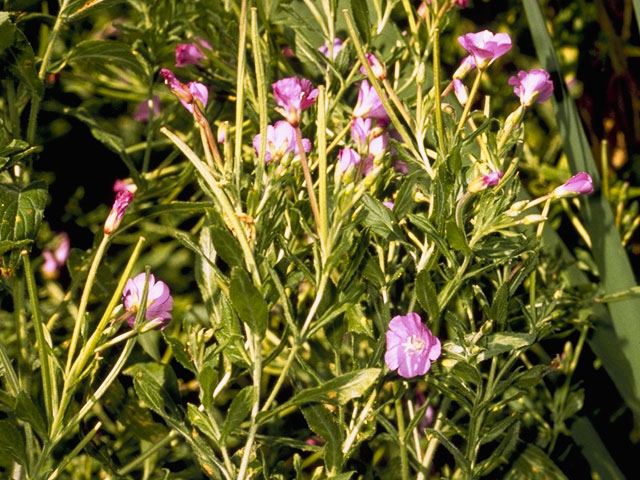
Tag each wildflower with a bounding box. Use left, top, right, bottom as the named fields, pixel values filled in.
left=319, top=38, right=343, bottom=60
left=458, top=30, right=512, bottom=69
left=552, top=172, right=594, bottom=197
left=383, top=201, right=394, bottom=210
left=452, top=79, right=469, bottom=105
left=104, top=180, right=137, bottom=235
left=508, top=69, right=554, bottom=107
left=253, top=121, right=312, bottom=163
left=176, top=43, right=207, bottom=67
left=467, top=171, right=504, bottom=193
left=453, top=55, right=477, bottom=80
left=122, top=272, right=173, bottom=329
left=159, top=69, right=208, bottom=114
left=272, top=76, right=318, bottom=126
left=385, top=312, right=441, bottom=378
left=41, top=233, right=69, bottom=279
left=338, top=147, right=362, bottom=175
left=133, top=96, right=161, bottom=122
left=360, top=53, right=386, bottom=80
left=350, top=118, right=388, bottom=160
left=352, top=80, right=389, bottom=120
left=217, top=121, right=228, bottom=144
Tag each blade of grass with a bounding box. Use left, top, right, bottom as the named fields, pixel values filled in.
left=523, top=0, right=640, bottom=419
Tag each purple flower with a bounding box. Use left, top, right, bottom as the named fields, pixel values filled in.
left=452, top=79, right=468, bottom=105
left=338, top=147, right=361, bottom=174
left=383, top=201, right=394, bottom=210
left=133, top=96, right=161, bottom=122
left=467, top=171, right=504, bottom=193
left=160, top=69, right=208, bottom=114
left=122, top=273, right=173, bottom=329
left=253, top=120, right=311, bottom=163
left=553, top=172, right=594, bottom=197
left=458, top=30, right=512, bottom=69
left=352, top=80, right=389, bottom=121
left=508, top=69, right=554, bottom=107
left=41, top=251, right=59, bottom=279
left=350, top=118, right=388, bottom=160
left=453, top=55, right=477, bottom=80
left=385, top=312, right=441, bottom=378
left=41, top=232, right=69, bottom=280
left=104, top=180, right=137, bottom=235
left=272, top=76, right=318, bottom=126
left=360, top=53, right=386, bottom=80
left=175, top=43, right=207, bottom=67
left=319, top=38, right=343, bottom=60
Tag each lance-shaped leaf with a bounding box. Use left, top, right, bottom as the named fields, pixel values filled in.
left=229, top=267, right=268, bottom=339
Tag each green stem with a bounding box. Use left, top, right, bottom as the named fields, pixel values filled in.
left=394, top=390, right=410, bottom=480
left=22, top=252, right=58, bottom=423
left=418, top=397, right=450, bottom=480
left=455, top=68, right=483, bottom=137
left=236, top=335, right=262, bottom=480
left=261, top=344, right=297, bottom=412
left=432, top=27, right=445, bottom=153
left=117, top=431, right=179, bottom=475
left=251, top=7, right=268, bottom=192
left=234, top=0, right=248, bottom=191
left=295, top=126, right=322, bottom=243
left=47, top=422, right=102, bottom=480
left=300, top=272, right=330, bottom=338
left=65, top=234, right=110, bottom=375
left=317, top=86, right=329, bottom=258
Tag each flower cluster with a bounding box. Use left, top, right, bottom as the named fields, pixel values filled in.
left=160, top=68, right=209, bottom=114
left=272, top=76, right=318, bottom=127
left=253, top=121, right=311, bottom=164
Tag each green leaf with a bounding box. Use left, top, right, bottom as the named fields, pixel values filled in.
left=0, top=181, right=47, bottom=251
left=125, top=362, right=181, bottom=419
left=349, top=0, right=371, bottom=44
left=0, top=12, right=16, bottom=55
left=504, top=444, right=568, bottom=480
left=209, top=225, right=245, bottom=269
left=445, top=219, right=470, bottom=254
left=361, top=194, right=403, bottom=240
left=424, top=427, right=470, bottom=475
left=302, top=404, right=344, bottom=473
left=0, top=419, right=26, bottom=465
left=416, top=269, right=440, bottom=321
left=491, top=282, right=509, bottom=328
left=65, top=40, right=144, bottom=76
left=14, top=391, right=47, bottom=439
left=187, top=403, right=220, bottom=446
left=221, top=386, right=255, bottom=442
left=570, top=417, right=625, bottom=480
left=228, top=267, right=268, bottom=339
left=7, top=30, right=43, bottom=96
left=477, top=333, right=536, bottom=362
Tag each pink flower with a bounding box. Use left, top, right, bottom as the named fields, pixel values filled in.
left=41, top=233, right=69, bottom=279
left=272, top=76, right=318, bottom=126
left=338, top=147, right=361, bottom=174
left=176, top=43, right=206, bottom=67
left=385, top=312, right=441, bottom=378
left=553, top=172, right=594, bottom=197
left=319, top=38, right=343, bottom=60
left=453, top=55, right=477, bottom=80
left=133, top=96, right=161, bottom=122
left=458, top=30, right=512, bottom=69
left=467, top=171, right=504, bottom=193
left=383, top=201, right=394, bottom=210
left=508, top=69, right=554, bottom=107
left=352, top=80, right=389, bottom=121
left=122, top=272, right=173, bottom=329
left=350, top=118, right=388, bottom=160
left=159, top=69, right=208, bottom=114
left=360, top=53, right=386, bottom=80
left=175, top=39, right=212, bottom=67
left=452, top=79, right=468, bottom=105
left=104, top=180, right=137, bottom=235
left=253, top=121, right=312, bottom=163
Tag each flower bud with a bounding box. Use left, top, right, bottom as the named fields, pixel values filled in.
left=552, top=172, right=594, bottom=198
left=104, top=181, right=137, bottom=235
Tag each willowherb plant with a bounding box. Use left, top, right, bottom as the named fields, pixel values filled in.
left=0, top=0, right=614, bottom=479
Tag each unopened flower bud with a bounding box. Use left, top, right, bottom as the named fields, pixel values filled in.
left=522, top=214, right=547, bottom=225
left=452, top=79, right=469, bottom=105
left=552, top=172, right=594, bottom=198
left=467, top=171, right=503, bottom=193
left=217, top=121, right=228, bottom=144
left=104, top=181, right=137, bottom=235
left=360, top=53, right=386, bottom=80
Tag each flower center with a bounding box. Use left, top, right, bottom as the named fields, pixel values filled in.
left=403, top=335, right=426, bottom=355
